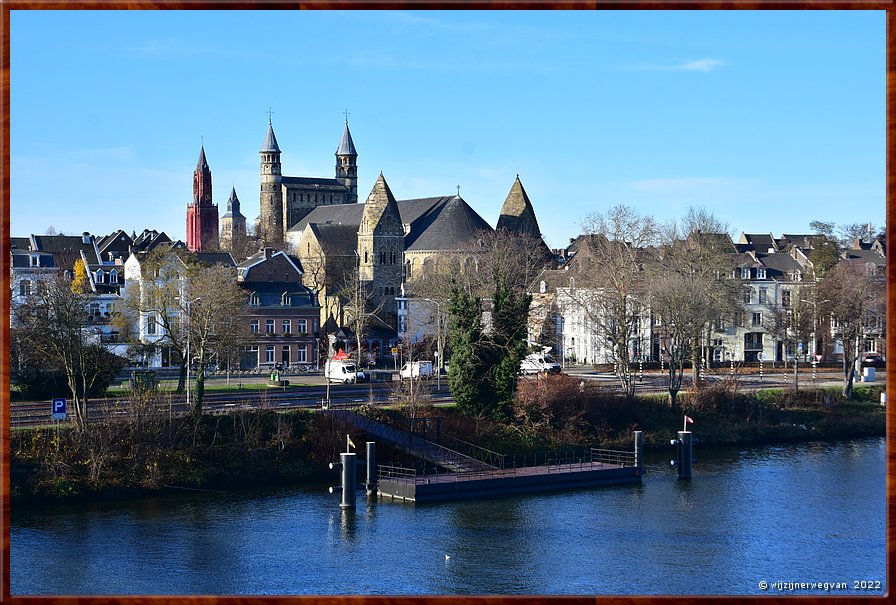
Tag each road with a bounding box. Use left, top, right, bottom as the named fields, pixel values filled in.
left=9, top=366, right=883, bottom=428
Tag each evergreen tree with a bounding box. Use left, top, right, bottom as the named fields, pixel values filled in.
left=490, top=284, right=531, bottom=415
left=446, top=286, right=496, bottom=423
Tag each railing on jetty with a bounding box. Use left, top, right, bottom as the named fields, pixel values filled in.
left=379, top=446, right=639, bottom=485
left=440, top=435, right=506, bottom=469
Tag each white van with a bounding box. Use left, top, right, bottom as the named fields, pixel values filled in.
left=400, top=360, right=434, bottom=381
left=325, top=359, right=365, bottom=384
left=520, top=353, right=561, bottom=375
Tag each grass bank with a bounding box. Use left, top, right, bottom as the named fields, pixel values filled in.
left=11, top=377, right=885, bottom=504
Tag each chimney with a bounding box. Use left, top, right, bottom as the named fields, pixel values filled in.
left=264, top=247, right=273, bottom=259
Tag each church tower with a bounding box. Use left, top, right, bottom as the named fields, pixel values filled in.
left=220, top=186, right=247, bottom=252
left=496, top=174, right=553, bottom=263
left=335, top=119, right=358, bottom=205
left=259, top=118, right=283, bottom=246
left=186, top=144, right=219, bottom=252
left=357, top=173, right=404, bottom=326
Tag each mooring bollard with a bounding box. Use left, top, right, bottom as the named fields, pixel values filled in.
left=670, top=431, right=693, bottom=480
left=633, top=431, right=643, bottom=469
left=365, top=441, right=377, bottom=497
left=329, top=451, right=357, bottom=509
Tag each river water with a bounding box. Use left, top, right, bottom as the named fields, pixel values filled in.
left=11, top=437, right=886, bottom=596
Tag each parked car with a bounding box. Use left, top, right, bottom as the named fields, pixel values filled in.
left=861, top=353, right=885, bottom=368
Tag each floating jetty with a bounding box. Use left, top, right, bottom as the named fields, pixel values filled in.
left=377, top=455, right=642, bottom=503
left=325, top=408, right=643, bottom=504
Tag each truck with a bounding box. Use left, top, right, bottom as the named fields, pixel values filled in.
left=400, top=360, right=434, bottom=380
left=519, top=353, right=561, bottom=375
left=325, top=359, right=365, bottom=384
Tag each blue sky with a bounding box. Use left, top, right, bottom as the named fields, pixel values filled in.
left=9, top=10, right=885, bottom=250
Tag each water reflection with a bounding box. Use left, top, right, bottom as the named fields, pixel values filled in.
left=11, top=438, right=886, bottom=596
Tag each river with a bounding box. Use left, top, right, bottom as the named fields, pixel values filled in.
left=10, top=437, right=886, bottom=596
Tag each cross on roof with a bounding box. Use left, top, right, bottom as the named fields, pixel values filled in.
left=343, top=108, right=351, bottom=123
left=267, top=107, right=274, bottom=123
left=456, top=185, right=461, bottom=197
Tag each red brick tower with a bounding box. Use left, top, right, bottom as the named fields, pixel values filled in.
left=186, top=144, right=219, bottom=251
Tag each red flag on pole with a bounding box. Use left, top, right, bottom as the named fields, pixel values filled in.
left=683, top=415, right=694, bottom=432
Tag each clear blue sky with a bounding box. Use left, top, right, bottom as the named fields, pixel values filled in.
left=9, top=10, right=885, bottom=250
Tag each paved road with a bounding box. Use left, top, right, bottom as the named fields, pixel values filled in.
left=10, top=366, right=883, bottom=428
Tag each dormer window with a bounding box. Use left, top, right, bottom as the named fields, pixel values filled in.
left=540, top=280, right=546, bottom=294
left=741, top=267, right=751, bottom=280
left=250, top=292, right=260, bottom=306
left=281, top=292, right=291, bottom=306
left=756, top=268, right=767, bottom=280
left=29, top=255, right=39, bottom=267
left=95, top=270, right=105, bottom=284
left=109, top=270, right=118, bottom=284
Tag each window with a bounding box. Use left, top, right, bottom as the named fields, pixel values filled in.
left=297, top=319, right=307, bottom=334
left=297, top=347, right=307, bottom=363
left=19, top=280, right=31, bottom=297
left=741, top=267, right=751, bottom=279
left=281, top=292, right=291, bottom=306
left=109, top=270, right=118, bottom=284
left=147, top=315, right=157, bottom=335
left=250, top=293, right=260, bottom=306
left=282, top=320, right=291, bottom=334
left=265, top=346, right=275, bottom=363
left=95, top=270, right=104, bottom=284
left=266, top=320, right=275, bottom=334
left=752, top=312, right=762, bottom=327
left=782, top=290, right=791, bottom=307
left=757, top=268, right=767, bottom=279
left=29, top=255, right=39, bottom=267
left=390, top=251, right=396, bottom=265
left=743, top=289, right=752, bottom=305
left=364, top=250, right=368, bottom=264
left=380, top=251, right=386, bottom=265
left=758, top=289, right=767, bottom=304
left=734, top=312, right=745, bottom=327
left=250, top=320, right=259, bottom=334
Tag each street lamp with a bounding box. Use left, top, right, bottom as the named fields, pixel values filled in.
left=179, top=296, right=201, bottom=414
left=421, top=298, right=443, bottom=391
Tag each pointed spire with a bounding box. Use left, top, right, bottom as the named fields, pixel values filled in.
left=336, top=119, right=357, bottom=156
left=197, top=144, right=209, bottom=170
left=261, top=120, right=280, bottom=153
left=497, top=174, right=541, bottom=237
left=227, top=186, right=240, bottom=212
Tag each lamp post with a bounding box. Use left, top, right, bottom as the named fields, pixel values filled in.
left=800, top=296, right=829, bottom=383
left=180, top=296, right=201, bottom=415
left=421, top=298, right=443, bottom=391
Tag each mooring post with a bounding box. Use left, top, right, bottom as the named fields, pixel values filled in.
left=365, top=441, right=377, bottom=497
left=675, top=431, right=692, bottom=479
left=633, top=431, right=643, bottom=469
left=328, top=452, right=357, bottom=509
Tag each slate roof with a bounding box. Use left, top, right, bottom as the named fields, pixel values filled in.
left=336, top=121, right=357, bottom=156
left=31, top=234, right=100, bottom=273
left=405, top=195, right=493, bottom=252
left=261, top=121, right=281, bottom=153
left=843, top=248, right=886, bottom=267
left=308, top=223, right=359, bottom=256
left=10, top=237, right=30, bottom=250
left=738, top=233, right=778, bottom=252
left=222, top=187, right=245, bottom=219
left=182, top=252, right=236, bottom=268
left=197, top=145, right=209, bottom=170
left=756, top=252, right=803, bottom=279
left=288, top=197, right=451, bottom=234
left=282, top=176, right=346, bottom=189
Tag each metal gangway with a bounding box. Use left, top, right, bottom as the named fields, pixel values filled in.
left=323, top=408, right=498, bottom=473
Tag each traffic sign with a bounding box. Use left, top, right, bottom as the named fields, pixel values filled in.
left=52, top=398, right=67, bottom=420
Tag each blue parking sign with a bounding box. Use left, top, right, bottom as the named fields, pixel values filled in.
left=52, top=398, right=67, bottom=420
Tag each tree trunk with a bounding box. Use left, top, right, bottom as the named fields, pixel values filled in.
left=193, top=372, right=206, bottom=417
left=176, top=361, right=187, bottom=394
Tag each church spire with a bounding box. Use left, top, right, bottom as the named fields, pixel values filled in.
left=335, top=117, right=358, bottom=204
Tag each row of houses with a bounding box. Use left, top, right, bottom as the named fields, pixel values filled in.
left=11, top=221, right=885, bottom=373
left=531, top=232, right=886, bottom=368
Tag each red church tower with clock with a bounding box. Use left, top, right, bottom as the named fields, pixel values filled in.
left=186, top=144, right=219, bottom=252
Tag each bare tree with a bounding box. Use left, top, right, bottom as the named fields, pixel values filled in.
left=649, top=208, right=742, bottom=408
left=768, top=295, right=814, bottom=392
left=818, top=261, right=885, bottom=398
left=12, top=273, right=123, bottom=430
left=565, top=205, right=658, bottom=401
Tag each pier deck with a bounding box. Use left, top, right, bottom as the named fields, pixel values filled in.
left=377, top=459, right=642, bottom=503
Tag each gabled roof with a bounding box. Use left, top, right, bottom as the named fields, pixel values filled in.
left=282, top=176, right=346, bottom=189
left=10, top=237, right=31, bottom=250
left=359, top=173, right=402, bottom=234
left=738, top=232, right=778, bottom=252
left=843, top=248, right=886, bottom=267
left=182, top=251, right=236, bottom=268
left=222, top=187, right=245, bottom=219
left=238, top=248, right=303, bottom=280
left=307, top=223, right=359, bottom=256
left=756, top=252, right=803, bottom=279
left=30, top=234, right=101, bottom=272
left=336, top=120, right=357, bottom=156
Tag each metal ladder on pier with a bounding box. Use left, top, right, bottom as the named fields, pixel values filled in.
left=323, top=409, right=497, bottom=473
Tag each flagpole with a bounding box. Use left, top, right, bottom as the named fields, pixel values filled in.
left=346, top=434, right=350, bottom=453
left=683, top=415, right=686, bottom=432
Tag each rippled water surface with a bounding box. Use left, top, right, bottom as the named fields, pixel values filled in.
left=11, top=438, right=886, bottom=595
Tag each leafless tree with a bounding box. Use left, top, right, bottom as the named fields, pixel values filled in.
left=818, top=261, right=885, bottom=398
left=649, top=208, right=742, bottom=408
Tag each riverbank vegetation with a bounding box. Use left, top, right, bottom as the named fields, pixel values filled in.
left=11, top=374, right=884, bottom=504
